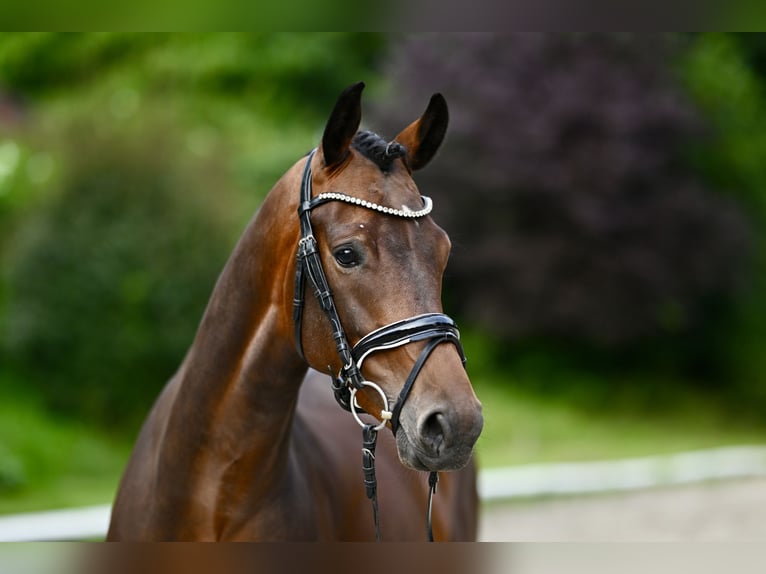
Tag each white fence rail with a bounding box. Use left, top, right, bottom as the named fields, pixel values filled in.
left=0, top=504, right=111, bottom=542
left=2, top=445, right=766, bottom=541
left=478, top=445, right=766, bottom=499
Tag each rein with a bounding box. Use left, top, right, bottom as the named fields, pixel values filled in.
left=293, top=149, right=467, bottom=542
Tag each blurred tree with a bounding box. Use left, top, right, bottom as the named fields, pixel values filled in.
left=0, top=33, right=385, bottom=122
left=680, top=33, right=766, bottom=404
left=3, top=126, right=235, bottom=428
left=376, top=34, right=752, bottom=363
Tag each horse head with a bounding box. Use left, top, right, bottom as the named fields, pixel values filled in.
left=293, top=82, right=483, bottom=472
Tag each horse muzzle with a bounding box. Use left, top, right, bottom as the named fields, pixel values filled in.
left=395, top=396, right=484, bottom=471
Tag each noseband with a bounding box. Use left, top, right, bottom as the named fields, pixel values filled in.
left=292, top=149, right=467, bottom=541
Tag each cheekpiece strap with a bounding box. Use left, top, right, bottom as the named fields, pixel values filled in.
left=294, top=149, right=363, bottom=388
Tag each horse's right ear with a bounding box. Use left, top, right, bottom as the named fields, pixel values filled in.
left=394, top=93, right=449, bottom=171
left=321, top=82, right=364, bottom=169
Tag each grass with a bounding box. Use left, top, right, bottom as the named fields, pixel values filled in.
left=2, top=359, right=766, bottom=515
left=472, top=374, right=766, bottom=468
left=0, top=381, right=131, bottom=515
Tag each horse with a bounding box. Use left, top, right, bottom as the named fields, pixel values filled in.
left=107, top=82, right=484, bottom=541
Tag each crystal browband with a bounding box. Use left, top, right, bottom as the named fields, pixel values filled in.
left=311, top=192, right=433, bottom=219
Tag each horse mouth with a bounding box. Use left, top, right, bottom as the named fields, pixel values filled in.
left=394, top=424, right=476, bottom=472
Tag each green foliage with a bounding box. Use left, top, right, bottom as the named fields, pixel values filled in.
left=681, top=34, right=766, bottom=216
left=679, top=33, right=766, bottom=405
left=0, top=33, right=386, bottom=123
left=3, top=126, right=235, bottom=428
left=0, top=375, right=130, bottom=512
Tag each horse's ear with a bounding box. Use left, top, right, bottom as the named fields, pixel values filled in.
left=321, top=82, right=364, bottom=168
left=395, top=93, right=449, bottom=171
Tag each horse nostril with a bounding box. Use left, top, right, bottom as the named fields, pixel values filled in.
left=420, top=411, right=448, bottom=456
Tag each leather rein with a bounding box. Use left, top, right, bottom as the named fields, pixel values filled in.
left=292, top=149, right=467, bottom=541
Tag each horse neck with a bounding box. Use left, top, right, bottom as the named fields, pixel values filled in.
left=160, top=170, right=306, bottom=501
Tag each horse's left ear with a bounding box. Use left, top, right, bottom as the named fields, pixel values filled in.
left=394, top=93, right=449, bottom=171
left=321, top=82, right=364, bottom=169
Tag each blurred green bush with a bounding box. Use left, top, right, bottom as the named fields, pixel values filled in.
left=680, top=33, right=766, bottom=406
left=3, top=128, right=234, bottom=428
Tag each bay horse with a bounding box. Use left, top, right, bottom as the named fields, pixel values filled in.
left=107, top=82, right=483, bottom=541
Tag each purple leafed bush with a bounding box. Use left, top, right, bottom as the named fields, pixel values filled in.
left=376, top=33, right=752, bottom=347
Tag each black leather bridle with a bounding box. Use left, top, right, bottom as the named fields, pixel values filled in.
left=292, top=149, right=467, bottom=541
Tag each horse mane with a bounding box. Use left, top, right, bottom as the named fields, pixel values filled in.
left=352, top=131, right=406, bottom=172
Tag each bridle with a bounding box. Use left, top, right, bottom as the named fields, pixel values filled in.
left=292, top=148, right=467, bottom=541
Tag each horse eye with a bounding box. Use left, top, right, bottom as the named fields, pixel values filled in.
left=333, top=246, right=359, bottom=268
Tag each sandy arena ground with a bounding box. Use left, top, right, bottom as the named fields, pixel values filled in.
left=479, top=477, right=766, bottom=541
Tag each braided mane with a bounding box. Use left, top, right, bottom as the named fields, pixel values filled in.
left=352, top=131, right=406, bottom=172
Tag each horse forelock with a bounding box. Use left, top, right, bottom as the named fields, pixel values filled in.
left=352, top=131, right=406, bottom=173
